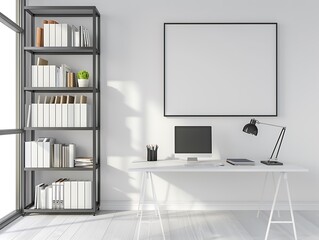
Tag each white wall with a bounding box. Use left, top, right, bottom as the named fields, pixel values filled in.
left=30, top=0, right=319, bottom=210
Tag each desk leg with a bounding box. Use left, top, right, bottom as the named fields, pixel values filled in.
left=258, top=173, right=280, bottom=218
left=137, top=172, right=147, bottom=240
left=137, top=172, right=146, bottom=217
left=284, top=173, right=297, bottom=240
left=265, top=172, right=297, bottom=240
left=149, top=172, right=166, bottom=240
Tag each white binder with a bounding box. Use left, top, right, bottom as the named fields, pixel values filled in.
left=25, top=142, right=32, bottom=168
left=31, top=103, right=38, bottom=127
left=84, top=181, right=92, bottom=209
left=31, top=65, right=38, bottom=87
left=77, top=181, right=85, bottom=209
left=70, top=181, right=78, bottom=209
left=49, top=65, right=56, bottom=87
left=64, top=181, right=71, bottom=209
left=44, top=24, right=50, bottom=47
left=49, top=24, right=56, bottom=47
left=55, top=24, right=62, bottom=47
left=37, top=66, right=44, bottom=87
left=80, top=103, right=87, bottom=127
left=43, top=66, right=50, bottom=87
left=62, top=104, right=68, bottom=127
left=31, top=141, right=37, bottom=168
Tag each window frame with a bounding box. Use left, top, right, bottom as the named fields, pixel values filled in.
left=0, top=0, right=23, bottom=229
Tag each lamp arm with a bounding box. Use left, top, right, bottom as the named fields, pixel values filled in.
left=256, top=120, right=286, bottom=129
left=269, top=127, right=286, bottom=160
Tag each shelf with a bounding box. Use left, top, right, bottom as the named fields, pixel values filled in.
left=24, top=87, right=99, bottom=93
left=24, top=127, right=100, bottom=131
left=24, top=165, right=99, bottom=171
left=24, top=6, right=100, bottom=17
left=24, top=47, right=100, bottom=55
left=24, top=202, right=99, bottom=214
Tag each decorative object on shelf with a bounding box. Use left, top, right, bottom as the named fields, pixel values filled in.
left=243, top=119, right=286, bottom=165
left=77, top=70, right=89, bottom=87
left=146, top=144, right=158, bottom=161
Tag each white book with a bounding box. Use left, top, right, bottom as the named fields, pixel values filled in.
left=37, top=103, right=44, bottom=127
left=77, top=181, right=85, bottom=209
left=67, top=104, right=74, bottom=127
left=37, top=138, right=45, bottom=168
left=25, top=142, right=32, bottom=168
left=64, top=181, right=71, bottom=209
left=35, top=183, right=44, bottom=209
left=52, top=182, right=55, bottom=209
left=49, top=104, right=56, bottom=127
left=60, top=181, right=64, bottom=209
left=49, top=24, right=56, bottom=47
left=44, top=24, right=50, bottom=47
left=55, top=24, right=62, bottom=47
left=74, top=104, right=81, bottom=127
left=84, top=181, right=92, bottom=209
left=43, top=102, right=50, bottom=127
left=62, top=24, right=71, bottom=47
left=31, top=141, right=38, bottom=167
left=80, top=104, right=87, bottom=127
left=31, top=65, right=38, bottom=87
left=46, top=186, right=53, bottom=209
left=44, top=138, right=54, bottom=168
left=71, top=25, right=78, bottom=47
left=31, top=103, right=38, bottom=127
left=62, top=104, right=68, bottom=127
left=56, top=104, right=62, bottom=127
left=40, top=186, right=46, bottom=209
left=69, top=144, right=75, bottom=168
left=49, top=65, right=56, bottom=87
left=80, top=26, right=84, bottom=47
left=70, top=181, right=78, bottom=209
left=43, top=66, right=50, bottom=87
left=60, top=64, right=72, bottom=87
left=56, top=181, right=60, bottom=209
left=37, top=66, right=44, bottom=87
left=74, top=30, right=80, bottom=47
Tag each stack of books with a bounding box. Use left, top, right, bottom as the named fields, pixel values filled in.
left=31, top=58, right=76, bottom=87
left=27, top=95, right=88, bottom=128
left=74, top=157, right=93, bottom=168
left=36, top=20, right=91, bottom=47
left=25, top=139, right=77, bottom=168
left=34, top=179, right=92, bottom=209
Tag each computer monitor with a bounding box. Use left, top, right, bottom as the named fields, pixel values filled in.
left=174, top=126, right=212, bottom=161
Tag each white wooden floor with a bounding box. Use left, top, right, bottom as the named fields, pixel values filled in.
left=0, top=210, right=319, bottom=240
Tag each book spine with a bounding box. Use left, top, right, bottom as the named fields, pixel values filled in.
left=44, top=24, right=50, bottom=47
left=31, top=103, right=38, bottom=127
left=37, top=103, right=44, bottom=127
left=31, top=65, right=38, bottom=87
left=80, top=103, right=87, bottom=127
left=37, top=141, right=44, bottom=168
left=37, top=66, right=44, bottom=87
left=69, top=144, right=75, bottom=168
left=55, top=24, right=62, bottom=47
left=49, top=24, right=56, bottom=47
left=77, top=181, right=85, bottom=209
left=49, top=65, right=56, bottom=87
left=43, top=102, right=50, bottom=127
left=43, top=66, right=50, bottom=87
left=49, top=104, right=56, bottom=127
left=31, top=141, right=38, bottom=167
left=25, top=142, right=32, bottom=168
left=36, top=27, right=43, bottom=47
left=84, top=181, right=92, bottom=209
left=62, top=104, right=68, bottom=127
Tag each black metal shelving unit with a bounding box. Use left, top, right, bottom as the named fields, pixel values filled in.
left=21, top=6, right=101, bottom=215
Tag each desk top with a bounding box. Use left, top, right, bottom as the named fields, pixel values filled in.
left=129, top=160, right=308, bottom=173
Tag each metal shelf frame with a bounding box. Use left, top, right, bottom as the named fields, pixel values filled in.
left=21, top=5, right=101, bottom=215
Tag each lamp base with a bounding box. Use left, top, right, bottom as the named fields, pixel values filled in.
left=261, top=160, right=283, bottom=166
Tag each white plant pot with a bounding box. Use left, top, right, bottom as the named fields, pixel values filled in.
left=78, top=79, right=89, bottom=87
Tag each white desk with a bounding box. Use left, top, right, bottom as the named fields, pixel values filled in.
left=129, top=160, right=308, bottom=240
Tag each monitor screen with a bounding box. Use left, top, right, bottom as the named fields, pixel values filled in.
left=175, top=126, right=212, bottom=154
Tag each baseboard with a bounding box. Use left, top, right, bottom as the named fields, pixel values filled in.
left=100, top=200, right=319, bottom=211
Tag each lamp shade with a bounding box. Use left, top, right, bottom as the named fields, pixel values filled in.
left=243, top=119, right=258, bottom=136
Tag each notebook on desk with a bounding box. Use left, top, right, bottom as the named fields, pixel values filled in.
left=226, top=158, right=255, bottom=165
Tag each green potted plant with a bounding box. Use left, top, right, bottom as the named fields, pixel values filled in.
left=77, top=70, right=90, bottom=87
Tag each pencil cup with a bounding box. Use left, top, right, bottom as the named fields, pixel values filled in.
left=146, top=145, right=158, bottom=161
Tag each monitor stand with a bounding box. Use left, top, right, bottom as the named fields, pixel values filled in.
left=187, top=157, right=198, bottom=161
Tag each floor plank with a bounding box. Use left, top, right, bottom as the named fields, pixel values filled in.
left=0, top=210, right=319, bottom=240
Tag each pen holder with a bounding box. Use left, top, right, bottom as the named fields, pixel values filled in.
left=147, top=147, right=158, bottom=161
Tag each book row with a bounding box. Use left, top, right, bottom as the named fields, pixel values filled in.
left=34, top=179, right=92, bottom=209
left=36, top=20, right=90, bottom=47
left=27, top=95, right=88, bottom=128
left=25, top=138, right=77, bottom=168
left=31, top=64, right=75, bottom=88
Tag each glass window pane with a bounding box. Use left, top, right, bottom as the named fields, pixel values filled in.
left=0, top=135, right=16, bottom=219
left=1, top=2, right=16, bottom=23
left=0, top=23, right=16, bottom=129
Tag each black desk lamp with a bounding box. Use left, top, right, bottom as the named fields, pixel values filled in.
left=243, top=119, right=286, bottom=166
